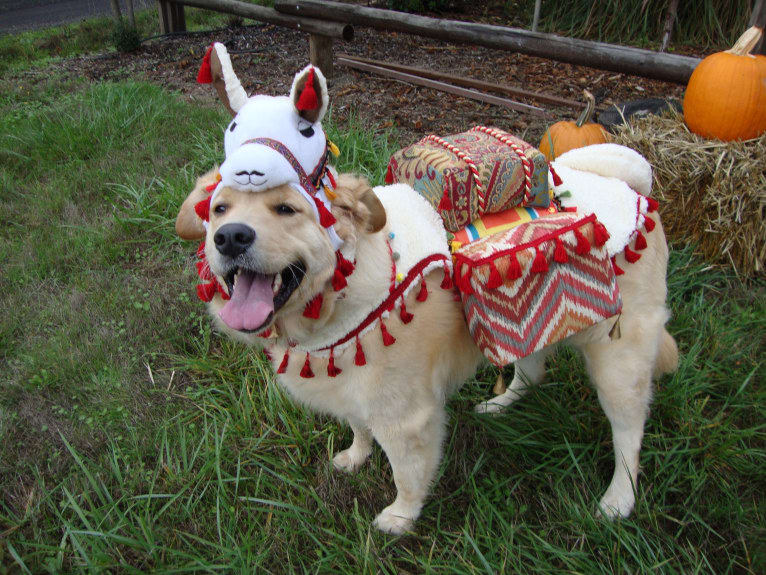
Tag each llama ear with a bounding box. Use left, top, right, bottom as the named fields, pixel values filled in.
left=198, top=42, right=248, bottom=116
left=290, top=65, right=329, bottom=124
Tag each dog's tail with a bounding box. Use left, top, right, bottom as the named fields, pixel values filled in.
left=654, top=328, right=679, bottom=377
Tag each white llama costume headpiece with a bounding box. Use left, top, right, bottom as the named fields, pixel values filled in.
left=197, top=43, right=342, bottom=250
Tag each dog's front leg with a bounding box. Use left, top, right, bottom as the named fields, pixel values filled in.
left=333, top=417, right=373, bottom=473
left=370, top=406, right=445, bottom=535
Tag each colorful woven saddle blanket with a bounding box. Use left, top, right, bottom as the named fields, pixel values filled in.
left=452, top=143, right=659, bottom=366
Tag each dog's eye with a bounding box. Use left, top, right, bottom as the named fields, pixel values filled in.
left=275, top=204, right=296, bottom=215
left=214, top=204, right=227, bottom=215
left=299, top=125, right=315, bottom=138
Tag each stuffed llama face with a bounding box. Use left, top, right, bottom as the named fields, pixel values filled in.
left=220, top=93, right=328, bottom=193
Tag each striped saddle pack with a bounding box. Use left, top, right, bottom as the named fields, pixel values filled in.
left=387, top=129, right=622, bottom=366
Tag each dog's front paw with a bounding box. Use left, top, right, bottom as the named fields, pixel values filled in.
left=474, top=399, right=506, bottom=415
left=373, top=505, right=415, bottom=535
left=596, top=488, right=635, bottom=519
left=332, top=446, right=370, bottom=473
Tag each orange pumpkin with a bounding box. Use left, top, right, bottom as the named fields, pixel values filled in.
left=539, top=90, right=610, bottom=161
left=684, top=26, right=766, bottom=141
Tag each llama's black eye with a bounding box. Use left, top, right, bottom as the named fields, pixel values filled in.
left=299, top=125, right=315, bottom=138
left=275, top=204, right=296, bottom=215
left=229, top=121, right=237, bottom=132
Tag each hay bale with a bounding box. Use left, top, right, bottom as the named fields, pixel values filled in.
left=612, top=112, right=765, bottom=276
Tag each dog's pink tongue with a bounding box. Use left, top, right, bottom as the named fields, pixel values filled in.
left=219, top=271, right=274, bottom=331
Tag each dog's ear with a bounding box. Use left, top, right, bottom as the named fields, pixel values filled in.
left=332, top=174, right=386, bottom=234
left=175, top=170, right=216, bottom=240
left=290, top=65, right=329, bottom=124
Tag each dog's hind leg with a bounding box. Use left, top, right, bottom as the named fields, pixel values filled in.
left=370, top=405, right=446, bottom=535
left=580, top=329, right=656, bottom=519
left=474, top=347, right=552, bottom=414
left=333, top=417, right=373, bottom=473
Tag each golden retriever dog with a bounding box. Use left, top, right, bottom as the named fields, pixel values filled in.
left=176, top=166, right=678, bottom=535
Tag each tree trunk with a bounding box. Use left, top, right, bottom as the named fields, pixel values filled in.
left=750, top=0, right=766, bottom=55
left=125, top=0, right=136, bottom=28
left=660, top=0, right=679, bottom=52
left=109, top=0, right=122, bottom=21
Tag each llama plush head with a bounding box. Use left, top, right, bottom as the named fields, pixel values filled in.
left=197, top=43, right=338, bottom=246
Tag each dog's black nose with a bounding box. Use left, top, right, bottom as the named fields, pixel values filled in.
left=214, top=223, right=255, bottom=258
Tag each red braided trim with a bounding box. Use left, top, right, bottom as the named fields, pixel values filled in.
left=453, top=214, right=596, bottom=267
left=472, top=126, right=534, bottom=205
left=315, top=254, right=450, bottom=352
left=421, top=134, right=486, bottom=213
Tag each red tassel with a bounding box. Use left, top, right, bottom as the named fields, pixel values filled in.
left=296, top=67, right=318, bottom=111
left=634, top=231, right=647, bottom=250
left=313, top=196, right=337, bottom=227
left=196, top=260, right=212, bottom=280
left=277, top=350, right=289, bottom=374
left=263, top=348, right=273, bottom=362
left=593, top=222, right=610, bottom=247
left=303, top=293, right=323, bottom=319
left=326, top=169, right=337, bottom=189
left=531, top=247, right=549, bottom=273
left=416, top=277, right=428, bottom=301
left=506, top=253, right=522, bottom=280
left=643, top=216, right=656, bottom=232
left=553, top=237, right=568, bottom=264
left=332, top=268, right=347, bottom=291
left=300, top=353, right=314, bottom=378
left=380, top=321, right=396, bottom=346
left=461, top=268, right=475, bottom=295
left=337, top=251, right=355, bottom=276
left=384, top=164, right=394, bottom=184
left=440, top=264, right=453, bottom=289
left=354, top=337, right=366, bottom=366
left=574, top=228, right=590, bottom=255
left=258, top=328, right=272, bottom=338
left=437, top=189, right=453, bottom=211
left=646, top=197, right=659, bottom=212
left=196, top=45, right=214, bottom=84
left=197, top=241, right=206, bottom=259
left=327, top=349, right=342, bottom=377
left=550, top=165, right=563, bottom=186
left=196, top=282, right=217, bottom=302
left=195, top=196, right=211, bottom=221
left=624, top=247, right=641, bottom=263
left=486, top=262, right=502, bottom=288
left=612, top=257, right=625, bottom=276
left=400, top=298, right=414, bottom=324
left=204, top=182, right=218, bottom=193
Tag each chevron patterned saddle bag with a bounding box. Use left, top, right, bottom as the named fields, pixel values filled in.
left=452, top=211, right=622, bottom=367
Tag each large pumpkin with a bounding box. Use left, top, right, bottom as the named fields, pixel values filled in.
left=684, top=26, right=766, bottom=141
left=539, top=90, right=610, bottom=161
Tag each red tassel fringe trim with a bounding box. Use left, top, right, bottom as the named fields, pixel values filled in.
left=624, top=246, right=641, bottom=263
left=531, top=248, right=549, bottom=274
left=612, top=257, right=625, bottom=276
left=332, top=268, right=347, bottom=291
left=506, top=254, right=522, bottom=281
left=416, top=277, right=428, bottom=302
left=634, top=231, right=647, bottom=250
left=644, top=216, right=655, bottom=232
left=437, top=189, right=453, bottom=211
left=593, top=221, right=610, bottom=247
left=440, top=264, right=453, bottom=289
left=303, top=293, right=323, bottom=319
left=646, top=197, right=659, bottom=213
left=486, top=262, right=502, bottom=288
left=574, top=228, right=590, bottom=255
left=337, top=251, right=355, bottom=276
left=553, top=237, right=568, bottom=264
left=327, top=348, right=342, bottom=377
left=400, top=298, right=414, bottom=324
left=300, top=352, right=314, bottom=378
left=384, top=164, right=394, bottom=184
left=277, top=350, right=289, bottom=374
left=380, top=321, right=396, bottom=346
left=354, top=336, right=366, bottom=366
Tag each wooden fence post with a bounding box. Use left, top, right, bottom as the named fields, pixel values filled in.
left=158, top=1, right=187, bottom=34
left=309, top=34, right=334, bottom=77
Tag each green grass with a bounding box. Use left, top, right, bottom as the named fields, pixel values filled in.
left=0, top=76, right=763, bottom=573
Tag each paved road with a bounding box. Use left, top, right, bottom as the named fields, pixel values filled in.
left=0, top=0, right=154, bottom=33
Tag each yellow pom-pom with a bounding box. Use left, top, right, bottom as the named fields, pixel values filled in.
left=324, top=185, right=337, bottom=201
left=328, top=140, right=340, bottom=157
left=396, top=273, right=404, bottom=283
